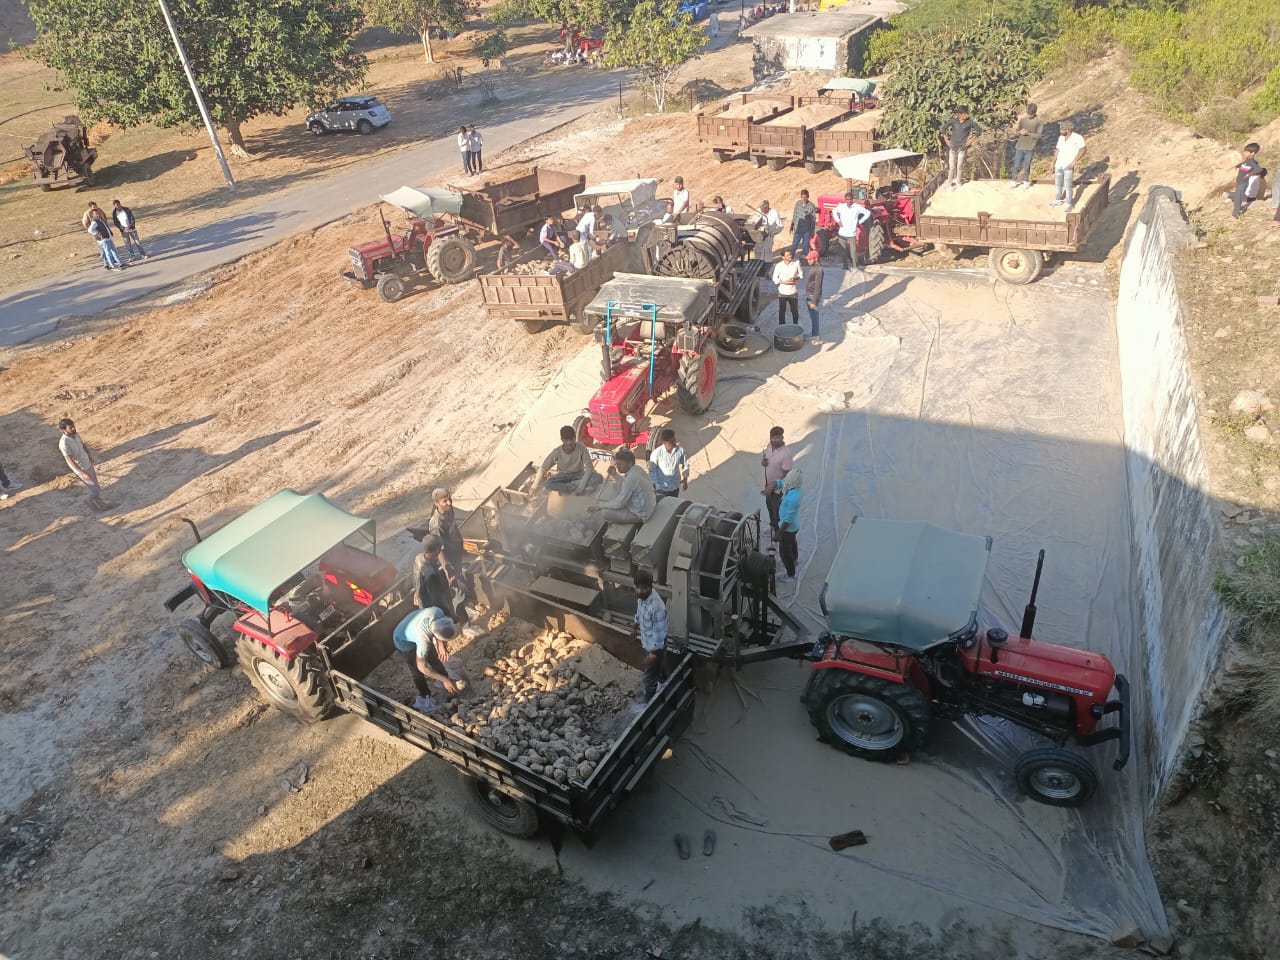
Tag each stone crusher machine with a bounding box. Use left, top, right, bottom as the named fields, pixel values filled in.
left=26, top=116, right=97, bottom=190
left=649, top=209, right=765, bottom=325
left=460, top=465, right=812, bottom=669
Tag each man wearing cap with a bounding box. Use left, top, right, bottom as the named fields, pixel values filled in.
left=392, top=606, right=471, bottom=701
left=942, top=105, right=982, bottom=189
left=748, top=200, right=782, bottom=264
left=412, top=534, right=456, bottom=616
left=588, top=448, right=656, bottom=524
left=532, top=425, right=600, bottom=494
left=671, top=176, right=690, bottom=217
left=804, top=247, right=825, bottom=345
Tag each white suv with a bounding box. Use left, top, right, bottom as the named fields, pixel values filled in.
left=306, top=96, right=392, bottom=136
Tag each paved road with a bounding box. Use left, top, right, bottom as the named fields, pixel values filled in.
left=0, top=70, right=626, bottom=347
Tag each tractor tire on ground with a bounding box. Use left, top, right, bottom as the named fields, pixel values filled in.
left=814, top=230, right=831, bottom=258
left=522, top=319, right=547, bottom=334
left=807, top=670, right=930, bottom=761
left=461, top=772, right=540, bottom=837
left=866, top=221, right=886, bottom=264
left=735, top=278, right=759, bottom=323
left=676, top=341, right=717, bottom=414
left=767, top=157, right=787, bottom=172
left=988, top=247, right=1044, bottom=284
left=713, top=149, right=732, bottom=164
left=774, top=324, right=804, bottom=352
left=309, top=122, right=327, bottom=136
left=426, top=235, right=477, bottom=284
left=357, top=119, right=375, bottom=135
left=376, top=274, right=406, bottom=303
left=1014, top=747, right=1099, bottom=807
left=178, top=618, right=232, bottom=668
left=235, top=633, right=334, bottom=724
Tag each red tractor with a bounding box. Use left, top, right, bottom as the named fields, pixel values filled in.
left=573, top=273, right=719, bottom=457
left=344, top=186, right=477, bottom=303
left=803, top=517, right=1130, bottom=807
left=813, top=148, right=928, bottom=267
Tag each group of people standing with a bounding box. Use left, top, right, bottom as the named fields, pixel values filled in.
left=82, top=199, right=148, bottom=272
left=456, top=125, right=485, bottom=175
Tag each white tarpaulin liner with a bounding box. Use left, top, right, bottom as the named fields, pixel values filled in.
left=454, top=266, right=1167, bottom=942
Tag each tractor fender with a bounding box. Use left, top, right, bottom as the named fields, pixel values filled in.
left=812, top=641, right=931, bottom=698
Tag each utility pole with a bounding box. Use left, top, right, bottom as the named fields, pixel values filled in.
left=157, top=0, right=236, bottom=192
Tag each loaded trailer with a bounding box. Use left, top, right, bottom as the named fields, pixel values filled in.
left=453, top=167, right=586, bottom=240
left=164, top=480, right=809, bottom=842
left=747, top=96, right=858, bottom=172
left=695, top=94, right=796, bottom=164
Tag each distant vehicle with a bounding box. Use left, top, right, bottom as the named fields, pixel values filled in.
left=678, top=0, right=710, bottom=19
left=306, top=96, right=392, bottom=136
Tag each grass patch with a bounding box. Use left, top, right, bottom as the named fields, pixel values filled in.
left=1215, top=538, right=1280, bottom=732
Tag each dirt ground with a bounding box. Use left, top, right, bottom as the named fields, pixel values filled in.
left=3, top=24, right=1279, bottom=960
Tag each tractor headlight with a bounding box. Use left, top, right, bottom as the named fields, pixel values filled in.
left=625, top=415, right=636, bottom=425
left=581, top=408, right=591, bottom=417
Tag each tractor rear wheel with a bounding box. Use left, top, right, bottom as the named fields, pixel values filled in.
left=1014, top=748, right=1098, bottom=807
left=461, top=772, right=540, bottom=837
left=426, top=235, right=477, bottom=284
left=178, top=618, right=232, bottom=668
left=767, top=157, right=787, bottom=172
left=235, top=634, right=333, bottom=724
left=988, top=247, right=1044, bottom=284
left=376, top=274, right=406, bottom=303
left=807, top=670, right=930, bottom=761
left=676, top=341, right=717, bottom=414
left=866, top=221, right=886, bottom=264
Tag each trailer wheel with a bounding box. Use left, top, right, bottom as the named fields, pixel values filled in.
left=235, top=634, right=333, bottom=724
left=807, top=670, right=929, bottom=761
left=522, top=319, right=547, bottom=334
left=988, top=247, right=1044, bottom=285
left=178, top=618, right=232, bottom=668
left=1014, top=748, right=1098, bottom=807
left=676, top=341, right=717, bottom=414
left=426, top=235, right=477, bottom=284
left=753, top=155, right=767, bottom=168
left=866, top=221, right=886, bottom=264
left=767, top=157, right=787, bottom=172
left=40, top=183, right=52, bottom=192
left=462, top=773, right=540, bottom=837
left=804, top=160, right=826, bottom=174
left=713, top=149, right=732, bottom=164
left=735, top=278, right=759, bottom=323
left=376, top=274, right=406, bottom=303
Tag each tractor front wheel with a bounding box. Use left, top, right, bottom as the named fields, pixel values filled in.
left=1014, top=748, right=1099, bottom=807
left=426, top=235, right=477, bottom=284
left=376, top=274, right=406, bottom=303
left=461, top=772, right=540, bottom=837
left=866, top=221, right=886, bottom=264
left=989, top=247, right=1044, bottom=284
left=676, top=341, right=717, bottom=414
left=235, top=634, right=333, bottom=724
left=178, top=618, right=232, bottom=668
left=572, top=414, right=593, bottom=448
left=807, top=670, right=930, bottom=761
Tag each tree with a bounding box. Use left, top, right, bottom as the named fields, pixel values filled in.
left=472, top=29, right=512, bottom=68
left=875, top=23, right=1038, bottom=166
left=519, top=0, right=630, bottom=54
left=27, top=0, right=367, bottom=154
left=364, top=0, right=479, bottom=64
left=602, top=0, right=704, bottom=113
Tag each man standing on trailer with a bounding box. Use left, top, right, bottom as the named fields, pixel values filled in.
left=392, top=606, right=470, bottom=703
left=426, top=487, right=470, bottom=624
left=413, top=534, right=456, bottom=617
left=943, top=105, right=982, bottom=189
left=1048, top=119, right=1087, bottom=213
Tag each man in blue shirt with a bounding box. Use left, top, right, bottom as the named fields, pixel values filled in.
left=392, top=607, right=469, bottom=701
left=632, top=569, right=668, bottom=701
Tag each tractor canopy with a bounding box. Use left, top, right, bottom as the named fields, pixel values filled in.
left=820, top=517, right=991, bottom=652
left=583, top=272, right=715, bottom=326
left=833, top=149, right=924, bottom=188
left=817, top=77, right=877, bottom=98
left=574, top=178, right=659, bottom=212
left=182, top=490, right=376, bottom=615
left=381, top=186, right=464, bottom=219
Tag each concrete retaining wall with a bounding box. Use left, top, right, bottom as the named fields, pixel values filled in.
left=1116, top=188, right=1227, bottom=807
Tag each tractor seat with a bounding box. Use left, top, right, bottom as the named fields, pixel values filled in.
left=319, top=544, right=398, bottom=597
left=634, top=320, right=673, bottom=341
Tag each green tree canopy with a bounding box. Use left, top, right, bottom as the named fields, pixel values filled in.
left=876, top=23, right=1038, bottom=162
left=27, top=0, right=368, bottom=152
left=602, top=0, right=704, bottom=112
left=364, top=0, right=478, bottom=64
left=510, top=0, right=629, bottom=51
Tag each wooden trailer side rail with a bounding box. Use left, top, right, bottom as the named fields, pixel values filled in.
left=478, top=239, right=636, bottom=326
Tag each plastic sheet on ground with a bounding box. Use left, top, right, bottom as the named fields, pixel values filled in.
left=458, top=266, right=1167, bottom=942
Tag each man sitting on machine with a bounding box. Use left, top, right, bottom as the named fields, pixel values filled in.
left=588, top=448, right=656, bottom=525
left=532, top=425, right=601, bottom=495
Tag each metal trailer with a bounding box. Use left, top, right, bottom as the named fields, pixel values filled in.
left=747, top=96, right=857, bottom=172
left=695, top=94, right=797, bottom=164
left=454, top=167, right=586, bottom=240
left=810, top=109, right=881, bottom=173
left=477, top=237, right=644, bottom=334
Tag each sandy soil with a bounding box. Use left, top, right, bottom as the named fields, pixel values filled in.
left=713, top=96, right=793, bottom=119
left=761, top=103, right=849, bottom=127
left=924, top=180, right=1103, bottom=220
left=829, top=110, right=881, bottom=132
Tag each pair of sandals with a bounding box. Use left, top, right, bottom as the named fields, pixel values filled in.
left=674, top=829, right=715, bottom=859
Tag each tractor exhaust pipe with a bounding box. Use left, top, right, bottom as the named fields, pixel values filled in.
left=1019, top=549, right=1045, bottom=638
left=181, top=517, right=203, bottom=543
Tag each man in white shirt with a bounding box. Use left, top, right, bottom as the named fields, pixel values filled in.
left=671, top=176, right=690, bottom=217
left=576, top=205, right=598, bottom=241
left=457, top=126, right=472, bottom=175
left=749, top=199, right=782, bottom=263
left=632, top=569, right=668, bottom=701
left=568, top=230, right=591, bottom=269
left=648, top=428, right=689, bottom=497
left=589, top=448, right=656, bottom=524
left=533, top=424, right=599, bottom=494
left=468, top=126, right=483, bottom=174
left=539, top=217, right=563, bottom=259
left=830, top=193, right=871, bottom=270
left=58, top=418, right=108, bottom=511
left=771, top=248, right=803, bottom=324
left=1049, top=119, right=1087, bottom=212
